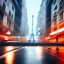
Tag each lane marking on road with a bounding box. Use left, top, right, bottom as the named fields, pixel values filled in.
left=0, top=47, right=26, bottom=59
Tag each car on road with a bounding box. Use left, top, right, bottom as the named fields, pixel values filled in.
left=0, top=35, right=9, bottom=43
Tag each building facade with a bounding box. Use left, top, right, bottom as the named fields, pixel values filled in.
left=21, top=0, right=29, bottom=36
left=12, top=0, right=22, bottom=36
left=50, top=0, right=64, bottom=42
left=0, top=0, right=15, bottom=35
left=51, top=0, right=64, bottom=32
left=45, top=0, right=53, bottom=36
left=36, top=0, right=46, bottom=36
left=0, top=0, right=29, bottom=36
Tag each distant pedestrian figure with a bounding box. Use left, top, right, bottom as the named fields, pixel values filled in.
left=56, top=36, right=58, bottom=42
left=56, top=35, right=59, bottom=55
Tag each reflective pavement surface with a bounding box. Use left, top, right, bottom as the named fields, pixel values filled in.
left=0, top=46, right=64, bottom=64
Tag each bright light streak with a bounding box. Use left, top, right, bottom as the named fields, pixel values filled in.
left=57, top=27, right=64, bottom=32
left=35, top=47, right=44, bottom=60
left=7, top=41, right=18, bottom=42
left=46, top=37, right=50, bottom=39
left=5, top=37, right=8, bottom=40
left=50, top=27, right=64, bottom=35
left=50, top=31, right=57, bottom=35
left=5, top=49, right=14, bottom=64
left=5, top=46, right=13, bottom=51
left=6, top=31, right=11, bottom=35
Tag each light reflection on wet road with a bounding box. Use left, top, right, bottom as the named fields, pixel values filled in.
left=0, top=46, right=64, bottom=64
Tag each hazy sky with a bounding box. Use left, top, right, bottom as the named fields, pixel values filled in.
left=26, top=0, right=42, bottom=35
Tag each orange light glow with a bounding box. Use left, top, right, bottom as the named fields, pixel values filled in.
left=8, top=36, right=18, bottom=41
left=50, top=27, right=64, bottom=35
left=4, top=46, right=15, bottom=64
left=5, top=37, right=8, bottom=40
left=5, top=51, right=14, bottom=64
left=0, top=35, right=9, bottom=41
left=6, top=31, right=11, bottom=35
left=46, top=37, right=50, bottom=39
left=5, top=46, right=13, bottom=51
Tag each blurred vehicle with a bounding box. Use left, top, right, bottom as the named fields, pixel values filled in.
left=0, top=35, right=9, bottom=42
left=7, top=36, right=28, bottom=42
left=19, top=36, right=28, bottom=42
left=0, top=35, right=29, bottom=43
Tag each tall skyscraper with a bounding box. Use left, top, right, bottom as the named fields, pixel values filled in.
left=12, top=0, right=22, bottom=36
left=45, top=0, right=53, bottom=36
left=36, top=0, right=46, bottom=36
left=21, top=0, right=29, bottom=36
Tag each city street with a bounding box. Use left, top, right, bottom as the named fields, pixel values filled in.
left=0, top=0, right=64, bottom=64
left=0, top=46, right=64, bottom=64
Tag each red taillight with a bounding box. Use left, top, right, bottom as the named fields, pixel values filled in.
left=0, top=35, right=8, bottom=41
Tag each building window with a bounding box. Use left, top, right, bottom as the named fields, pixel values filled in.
left=3, top=2, right=6, bottom=11
left=9, top=21, right=11, bottom=27
left=12, top=14, right=13, bottom=20
left=53, top=0, right=56, bottom=5
left=7, top=18, right=11, bottom=27
left=5, top=0, right=7, bottom=2
left=7, top=18, right=9, bottom=25
left=59, top=0, right=63, bottom=5
left=59, top=11, right=63, bottom=21
left=9, top=11, right=11, bottom=17
left=54, top=5, right=57, bottom=10
left=54, top=17, right=57, bottom=25
left=53, top=12, right=57, bottom=18
left=59, top=0, right=64, bottom=10
left=12, top=5, right=14, bottom=11
left=7, top=20, right=8, bottom=25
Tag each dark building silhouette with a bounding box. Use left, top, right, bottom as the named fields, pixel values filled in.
left=12, top=0, right=22, bottom=36
left=45, top=0, right=53, bottom=36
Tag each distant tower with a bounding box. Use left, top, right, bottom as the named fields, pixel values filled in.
left=32, top=15, right=34, bottom=34
left=29, top=15, right=35, bottom=42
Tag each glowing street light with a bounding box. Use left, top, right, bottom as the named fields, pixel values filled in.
left=6, top=31, right=11, bottom=35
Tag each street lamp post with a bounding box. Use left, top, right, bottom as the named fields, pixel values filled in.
left=56, top=35, right=58, bottom=42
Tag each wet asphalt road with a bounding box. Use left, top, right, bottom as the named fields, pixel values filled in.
left=0, top=46, right=63, bottom=64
